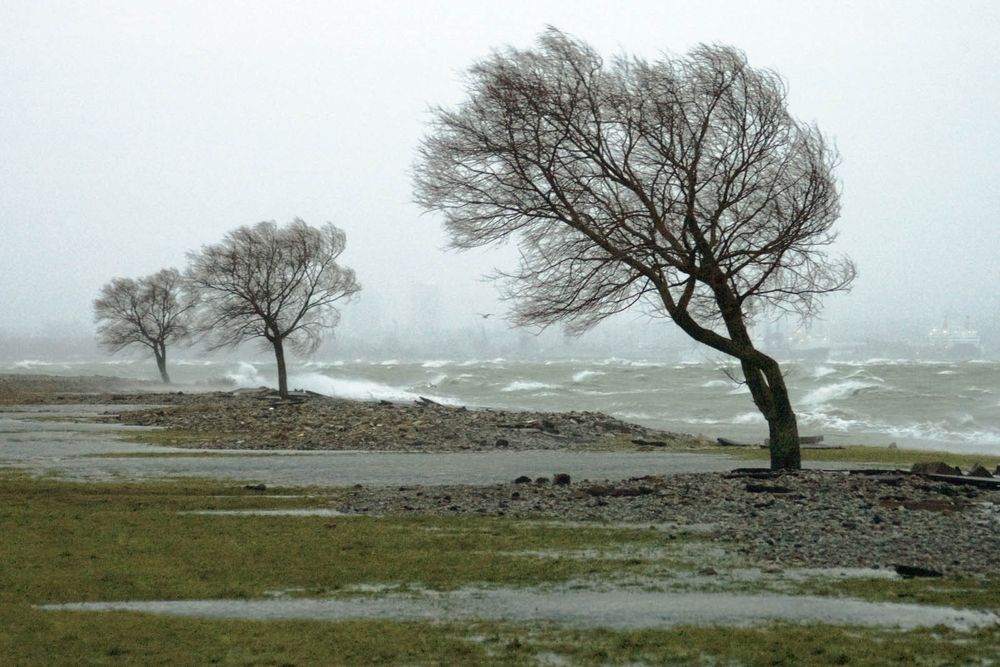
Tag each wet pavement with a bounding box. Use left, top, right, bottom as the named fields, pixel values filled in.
left=0, top=404, right=749, bottom=486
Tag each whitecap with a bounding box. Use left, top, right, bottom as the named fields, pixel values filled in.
left=572, top=370, right=605, bottom=382
left=801, top=380, right=880, bottom=406
left=288, top=372, right=456, bottom=404
left=731, top=412, right=766, bottom=424
left=501, top=380, right=559, bottom=393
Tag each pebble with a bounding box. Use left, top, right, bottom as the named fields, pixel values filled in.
left=338, top=470, right=1000, bottom=576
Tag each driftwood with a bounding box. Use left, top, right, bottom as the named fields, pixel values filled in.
left=717, top=435, right=842, bottom=450
left=717, top=437, right=754, bottom=447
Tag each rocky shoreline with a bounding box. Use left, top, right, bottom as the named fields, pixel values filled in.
left=3, top=373, right=999, bottom=577
left=336, top=469, right=1000, bottom=577
left=96, top=388, right=692, bottom=453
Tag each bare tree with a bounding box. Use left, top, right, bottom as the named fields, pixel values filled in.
left=186, top=219, right=360, bottom=398
left=93, top=268, right=193, bottom=383
left=414, top=29, right=855, bottom=469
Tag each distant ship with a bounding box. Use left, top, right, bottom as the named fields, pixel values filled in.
left=926, top=319, right=983, bottom=359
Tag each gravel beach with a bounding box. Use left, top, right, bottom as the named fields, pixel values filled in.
left=4, top=373, right=999, bottom=577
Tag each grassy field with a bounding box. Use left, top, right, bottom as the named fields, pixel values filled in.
left=2, top=472, right=997, bottom=665
left=704, top=444, right=1000, bottom=469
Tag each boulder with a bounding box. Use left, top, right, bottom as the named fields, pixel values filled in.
left=513, top=475, right=532, bottom=484
left=553, top=472, right=571, bottom=486
left=893, top=564, right=943, bottom=578
left=911, top=461, right=961, bottom=476
left=968, top=463, right=993, bottom=479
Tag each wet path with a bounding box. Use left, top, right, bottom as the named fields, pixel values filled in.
left=0, top=405, right=748, bottom=486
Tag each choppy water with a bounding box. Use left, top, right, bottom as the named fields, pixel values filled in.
left=5, top=356, right=1000, bottom=455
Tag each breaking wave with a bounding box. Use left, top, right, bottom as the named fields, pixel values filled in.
left=290, top=372, right=455, bottom=404
left=501, top=380, right=559, bottom=393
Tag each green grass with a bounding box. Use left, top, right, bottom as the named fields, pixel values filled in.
left=3, top=473, right=998, bottom=664
left=3, top=609, right=998, bottom=665
left=802, top=575, right=1000, bottom=611
left=707, top=444, right=1000, bottom=469
left=0, top=475, right=670, bottom=604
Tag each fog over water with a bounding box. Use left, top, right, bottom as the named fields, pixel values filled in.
left=2, top=2, right=999, bottom=448
left=2, top=1, right=999, bottom=349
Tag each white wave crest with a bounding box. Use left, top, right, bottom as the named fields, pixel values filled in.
left=801, top=380, right=880, bottom=406
left=732, top=412, right=766, bottom=424
left=572, top=370, right=605, bottom=382
left=290, top=372, right=455, bottom=404
left=501, top=380, right=559, bottom=393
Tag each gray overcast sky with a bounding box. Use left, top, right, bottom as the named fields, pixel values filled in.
left=2, top=0, right=998, bottom=339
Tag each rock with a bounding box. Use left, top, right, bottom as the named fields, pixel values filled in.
left=911, top=461, right=961, bottom=476
left=745, top=483, right=792, bottom=494
left=632, top=438, right=668, bottom=447
left=494, top=438, right=510, bottom=448
left=968, top=464, right=993, bottom=478
left=535, top=477, right=550, bottom=485
left=893, top=564, right=944, bottom=578
left=513, top=476, right=532, bottom=484
left=553, top=473, right=571, bottom=486
left=244, top=483, right=267, bottom=491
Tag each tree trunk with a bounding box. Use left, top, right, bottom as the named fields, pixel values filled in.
left=766, top=396, right=801, bottom=470
left=741, top=354, right=801, bottom=470
left=273, top=337, right=288, bottom=398
left=154, top=346, right=170, bottom=384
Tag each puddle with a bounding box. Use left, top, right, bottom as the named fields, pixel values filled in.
left=181, top=508, right=350, bottom=516
left=40, top=587, right=999, bottom=630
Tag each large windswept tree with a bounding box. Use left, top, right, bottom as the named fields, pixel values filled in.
left=93, top=268, right=193, bottom=383
left=186, top=219, right=360, bottom=398
left=414, top=29, right=855, bottom=469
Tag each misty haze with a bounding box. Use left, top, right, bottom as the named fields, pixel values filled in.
left=2, top=3, right=1000, bottom=662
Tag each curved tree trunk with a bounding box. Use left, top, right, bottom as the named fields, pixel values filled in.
left=273, top=337, right=289, bottom=399
left=154, top=345, right=171, bottom=384
left=741, top=355, right=801, bottom=470
left=670, top=285, right=802, bottom=470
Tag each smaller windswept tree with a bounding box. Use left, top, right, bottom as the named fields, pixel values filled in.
left=93, top=268, right=194, bottom=383
left=187, top=219, right=360, bottom=398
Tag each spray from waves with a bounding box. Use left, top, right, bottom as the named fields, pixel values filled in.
left=421, top=360, right=452, bottom=368
left=572, top=370, right=605, bottom=382
left=287, top=372, right=456, bottom=404
left=700, top=379, right=732, bottom=388
left=800, top=379, right=882, bottom=406
left=811, top=365, right=837, bottom=378
left=424, top=373, right=448, bottom=387
left=224, top=362, right=268, bottom=387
